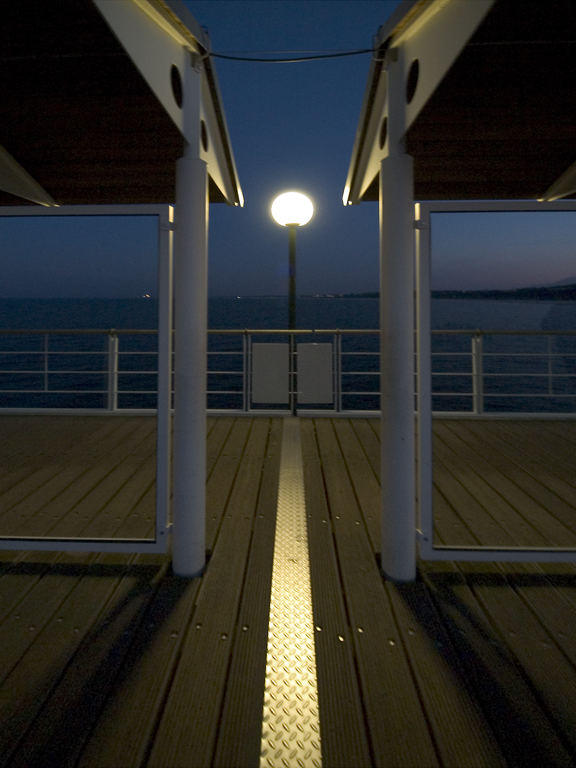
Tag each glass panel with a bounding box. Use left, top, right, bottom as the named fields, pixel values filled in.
left=429, top=210, right=576, bottom=549
left=0, top=214, right=161, bottom=544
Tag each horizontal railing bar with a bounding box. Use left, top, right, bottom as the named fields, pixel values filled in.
left=0, top=351, right=108, bottom=356
left=433, top=393, right=576, bottom=399
left=430, top=329, right=576, bottom=337
left=0, top=329, right=157, bottom=336
left=3, top=326, right=576, bottom=337
left=431, top=371, right=576, bottom=378
left=2, top=326, right=576, bottom=415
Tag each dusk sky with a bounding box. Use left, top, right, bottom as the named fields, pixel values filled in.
left=0, top=0, right=574, bottom=298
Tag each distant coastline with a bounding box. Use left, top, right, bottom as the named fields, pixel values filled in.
left=432, top=284, right=576, bottom=301
left=298, top=285, right=576, bottom=301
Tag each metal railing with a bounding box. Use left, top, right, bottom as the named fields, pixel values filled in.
left=431, top=329, right=576, bottom=415
left=1, top=327, right=576, bottom=414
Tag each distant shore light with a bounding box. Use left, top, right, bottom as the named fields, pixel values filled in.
left=271, top=191, right=314, bottom=227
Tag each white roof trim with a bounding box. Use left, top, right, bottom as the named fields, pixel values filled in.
left=0, top=146, right=57, bottom=207
left=344, top=0, right=494, bottom=205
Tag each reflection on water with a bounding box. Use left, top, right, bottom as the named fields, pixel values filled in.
left=431, top=299, right=568, bottom=331
left=541, top=301, right=576, bottom=330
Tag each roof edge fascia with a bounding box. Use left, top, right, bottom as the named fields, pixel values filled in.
left=343, top=0, right=494, bottom=206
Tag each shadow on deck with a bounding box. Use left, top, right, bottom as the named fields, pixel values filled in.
left=0, top=414, right=575, bottom=767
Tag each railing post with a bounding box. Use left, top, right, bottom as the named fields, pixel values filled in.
left=290, top=331, right=296, bottom=415
left=243, top=330, right=249, bottom=412
left=43, top=333, right=49, bottom=392
left=107, top=332, right=119, bottom=411
left=335, top=331, right=342, bottom=412
left=547, top=334, right=553, bottom=397
left=472, top=332, right=484, bottom=415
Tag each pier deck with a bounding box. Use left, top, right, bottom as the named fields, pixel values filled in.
left=1, top=414, right=575, bottom=767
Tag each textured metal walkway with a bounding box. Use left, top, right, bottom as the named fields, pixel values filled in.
left=260, top=417, right=322, bottom=768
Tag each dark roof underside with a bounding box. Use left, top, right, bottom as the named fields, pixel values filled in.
left=0, top=0, right=224, bottom=205
left=366, top=0, right=576, bottom=201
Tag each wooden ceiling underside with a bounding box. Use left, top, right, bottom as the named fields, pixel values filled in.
left=367, top=0, right=576, bottom=201
left=0, top=0, right=185, bottom=206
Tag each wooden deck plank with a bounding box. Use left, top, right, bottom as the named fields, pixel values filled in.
left=332, top=419, right=381, bottom=552
left=433, top=485, right=482, bottom=546
left=49, top=456, right=156, bottom=538
left=206, top=415, right=236, bottom=473
left=1, top=415, right=576, bottom=767
left=421, top=560, right=575, bottom=767
left=349, top=418, right=380, bottom=478
left=76, top=569, right=201, bottom=768
left=465, top=561, right=576, bottom=756
left=0, top=417, right=157, bottom=538
left=499, top=561, right=576, bottom=668
left=213, top=417, right=283, bottom=768
left=311, top=419, right=441, bottom=767
left=450, top=421, right=576, bottom=533
left=147, top=418, right=277, bottom=768
left=6, top=554, right=166, bottom=768
left=205, top=417, right=255, bottom=549
left=300, top=418, right=373, bottom=768
left=322, top=419, right=512, bottom=768
left=385, top=580, right=506, bottom=767
left=351, top=417, right=576, bottom=766
left=434, top=429, right=558, bottom=547
left=45, top=420, right=247, bottom=768
left=0, top=554, right=101, bottom=692
left=434, top=453, right=520, bottom=546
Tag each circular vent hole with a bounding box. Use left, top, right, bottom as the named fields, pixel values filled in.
left=171, top=65, right=183, bottom=109
left=201, top=120, right=209, bottom=152
left=406, top=59, right=419, bottom=104
left=379, top=117, right=388, bottom=150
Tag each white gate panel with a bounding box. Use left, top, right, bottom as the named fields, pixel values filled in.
left=297, top=343, right=333, bottom=404
left=252, top=343, right=289, bottom=404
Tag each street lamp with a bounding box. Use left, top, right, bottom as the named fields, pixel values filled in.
left=271, top=190, right=314, bottom=414
left=270, top=191, right=314, bottom=329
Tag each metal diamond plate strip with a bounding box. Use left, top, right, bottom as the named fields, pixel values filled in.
left=260, top=418, right=322, bottom=768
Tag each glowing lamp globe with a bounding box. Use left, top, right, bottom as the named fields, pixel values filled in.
left=271, top=191, right=314, bottom=227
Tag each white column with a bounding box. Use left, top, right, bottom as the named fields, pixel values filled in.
left=379, top=46, right=416, bottom=581
left=172, top=57, right=208, bottom=577
left=379, top=152, right=416, bottom=581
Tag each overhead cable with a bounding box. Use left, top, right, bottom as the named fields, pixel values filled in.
left=209, top=48, right=375, bottom=63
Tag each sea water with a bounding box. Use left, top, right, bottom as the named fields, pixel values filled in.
left=1, top=296, right=575, bottom=411
left=2, top=295, right=576, bottom=332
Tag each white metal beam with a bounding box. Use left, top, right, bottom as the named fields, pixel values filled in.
left=540, top=160, right=576, bottom=202
left=344, top=0, right=494, bottom=206
left=0, top=146, right=57, bottom=207
left=93, top=0, right=190, bottom=140
left=393, top=0, right=494, bottom=133
left=93, top=0, right=243, bottom=207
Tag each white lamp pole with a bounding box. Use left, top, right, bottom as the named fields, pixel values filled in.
left=271, top=191, right=314, bottom=413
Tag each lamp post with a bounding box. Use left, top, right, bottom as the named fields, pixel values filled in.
left=271, top=190, right=314, bottom=413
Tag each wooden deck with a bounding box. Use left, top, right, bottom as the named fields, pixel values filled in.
left=1, top=414, right=576, bottom=767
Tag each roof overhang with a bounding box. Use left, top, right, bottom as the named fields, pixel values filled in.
left=344, top=0, right=576, bottom=204
left=0, top=0, right=242, bottom=207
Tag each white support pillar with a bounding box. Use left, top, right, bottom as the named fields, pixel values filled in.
left=172, top=56, right=208, bottom=577
left=379, top=46, right=416, bottom=582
